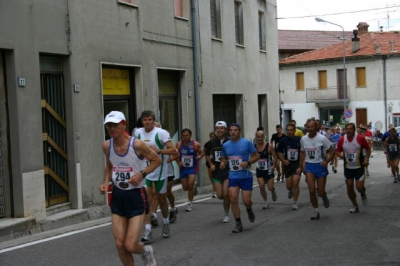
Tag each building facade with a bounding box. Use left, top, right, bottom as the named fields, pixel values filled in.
left=279, top=29, right=400, bottom=131
left=0, top=0, right=279, bottom=221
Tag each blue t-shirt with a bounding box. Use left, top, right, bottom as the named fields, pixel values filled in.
left=222, top=138, right=256, bottom=179
left=330, top=133, right=341, bottom=144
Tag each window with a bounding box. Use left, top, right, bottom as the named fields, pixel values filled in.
left=258, top=11, right=266, bottom=50
left=117, top=0, right=138, bottom=6
left=318, top=70, right=327, bottom=89
left=234, top=1, right=244, bottom=45
left=210, top=0, right=222, bottom=39
left=296, top=72, right=305, bottom=90
left=174, top=0, right=189, bottom=19
left=356, top=67, right=366, bottom=87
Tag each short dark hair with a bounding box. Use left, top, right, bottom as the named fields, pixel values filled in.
left=286, top=123, right=296, bottom=130
left=256, top=126, right=264, bottom=131
left=181, top=128, right=192, bottom=135
left=346, top=123, right=356, bottom=130
left=276, top=124, right=282, bottom=129
left=140, top=110, right=156, bottom=120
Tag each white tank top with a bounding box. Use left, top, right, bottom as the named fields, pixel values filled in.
left=342, top=134, right=363, bottom=169
left=108, top=137, right=146, bottom=190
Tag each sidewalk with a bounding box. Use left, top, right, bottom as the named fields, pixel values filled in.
left=0, top=181, right=214, bottom=249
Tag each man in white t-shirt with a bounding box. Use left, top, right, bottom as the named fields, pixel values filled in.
left=300, top=119, right=334, bottom=220
left=135, top=110, right=179, bottom=241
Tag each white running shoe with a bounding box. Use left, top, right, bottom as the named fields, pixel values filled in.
left=186, top=203, right=192, bottom=212
left=292, top=202, right=298, bottom=210
left=222, top=216, right=230, bottom=223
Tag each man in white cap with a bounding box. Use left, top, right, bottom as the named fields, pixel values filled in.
left=100, top=111, right=160, bottom=266
left=205, top=121, right=231, bottom=223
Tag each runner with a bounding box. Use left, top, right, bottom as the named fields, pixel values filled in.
left=330, top=127, right=341, bottom=174
left=176, top=128, right=204, bottom=212
left=135, top=110, right=179, bottom=241
left=277, top=123, right=302, bottom=210
left=359, top=127, right=371, bottom=176
left=204, top=131, right=217, bottom=198
left=270, top=125, right=286, bottom=182
left=336, top=123, right=371, bottom=213
left=100, top=111, right=160, bottom=266
left=290, top=119, right=304, bottom=137
left=166, top=153, right=179, bottom=223
left=383, top=127, right=400, bottom=183
left=205, top=121, right=231, bottom=223
left=254, top=130, right=277, bottom=209
left=220, top=123, right=260, bottom=233
left=299, top=119, right=334, bottom=220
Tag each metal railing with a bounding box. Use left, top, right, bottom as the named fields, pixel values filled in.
left=306, top=86, right=350, bottom=103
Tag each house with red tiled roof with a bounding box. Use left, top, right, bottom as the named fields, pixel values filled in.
left=279, top=27, right=400, bottom=130
left=278, top=30, right=354, bottom=59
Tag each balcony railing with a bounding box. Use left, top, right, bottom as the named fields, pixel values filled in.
left=306, top=86, right=350, bottom=103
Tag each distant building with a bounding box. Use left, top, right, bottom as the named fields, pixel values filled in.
left=279, top=22, right=400, bottom=131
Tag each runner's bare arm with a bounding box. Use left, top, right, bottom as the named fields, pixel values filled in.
left=100, top=141, right=112, bottom=194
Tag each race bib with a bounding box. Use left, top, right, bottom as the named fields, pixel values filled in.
left=214, top=151, right=222, bottom=162
left=287, top=148, right=299, bottom=161
left=389, top=144, right=398, bottom=152
left=112, top=166, right=136, bottom=190
left=345, top=151, right=357, bottom=162
left=182, top=155, right=194, bottom=167
left=305, top=148, right=319, bottom=160
left=228, top=156, right=243, bottom=171
left=256, top=159, right=268, bottom=170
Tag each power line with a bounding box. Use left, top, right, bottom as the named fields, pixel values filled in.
left=277, top=4, right=400, bottom=19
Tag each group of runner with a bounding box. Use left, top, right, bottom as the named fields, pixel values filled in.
left=99, top=109, right=398, bottom=266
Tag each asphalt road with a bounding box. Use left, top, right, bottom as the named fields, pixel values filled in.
left=1, top=151, right=399, bottom=266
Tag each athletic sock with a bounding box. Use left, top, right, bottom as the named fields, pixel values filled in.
left=314, top=208, right=319, bottom=212
left=235, top=217, right=242, bottom=224
left=162, top=217, right=169, bottom=224
left=246, top=208, right=253, bottom=213
left=145, top=224, right=151, bottom=230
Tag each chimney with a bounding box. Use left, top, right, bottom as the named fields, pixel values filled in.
left=357, top=22, right=369, bottom=33
left=352, top=30, right=360, bottom=53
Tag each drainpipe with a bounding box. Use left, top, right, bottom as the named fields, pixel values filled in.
left=191, top=0, right=203, bottom=186
left=383, top=55, right=389, bottom=129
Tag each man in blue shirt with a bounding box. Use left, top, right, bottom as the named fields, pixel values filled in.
left=220, top=123, right=260, bottom=233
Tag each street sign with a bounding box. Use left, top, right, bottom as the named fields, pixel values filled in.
left=343, top=108, right=353, bottom=119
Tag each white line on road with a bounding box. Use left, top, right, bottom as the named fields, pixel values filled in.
left=0, top=222, right=111, bottom=254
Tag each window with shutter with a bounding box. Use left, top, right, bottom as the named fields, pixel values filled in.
left=296, top=72, right=305, bottom=91
left=234, top=1, right=244, bottom=45
left=356, top=67, right=366, bottom=87
left=258, top=11, right=266, bottom=50
left=210, top=0, right=222, bottom=39
left=158, top=70, right=180, bottom=138
left=318, top=70, right=327, bottom=89
left=175, top=0, right=189, bottom=19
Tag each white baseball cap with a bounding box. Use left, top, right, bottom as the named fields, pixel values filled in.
left=215, top=121, right=227, bottom=128
left=104, top=111, right=126, bottom=125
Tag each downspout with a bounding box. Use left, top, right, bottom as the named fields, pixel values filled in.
left=191, top=0, right=203, bottom=186
left=383, top=55, right=389, bottom=129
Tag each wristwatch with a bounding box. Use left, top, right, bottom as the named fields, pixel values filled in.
left=141, top=171, right=147, bottom=178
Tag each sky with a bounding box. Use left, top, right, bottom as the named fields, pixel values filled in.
left=277, top=0, right=400, bottom=32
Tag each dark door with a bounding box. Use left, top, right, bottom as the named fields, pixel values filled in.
left=356, top=108, right=367, bottom=127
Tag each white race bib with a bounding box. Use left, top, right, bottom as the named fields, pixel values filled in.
left=214, top=151, right=222, bottom=162
left=228, top=156, right=243, bottom=171
left=181, top=155, right=194, bottom=167
left=256, top=159, right=268, bottom=170
left=112, top=166, right=136, bottom=190
left=287, top=148, right=299, bottom=161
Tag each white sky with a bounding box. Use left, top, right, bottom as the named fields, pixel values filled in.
left=277, top=0, right=400, bottom=32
